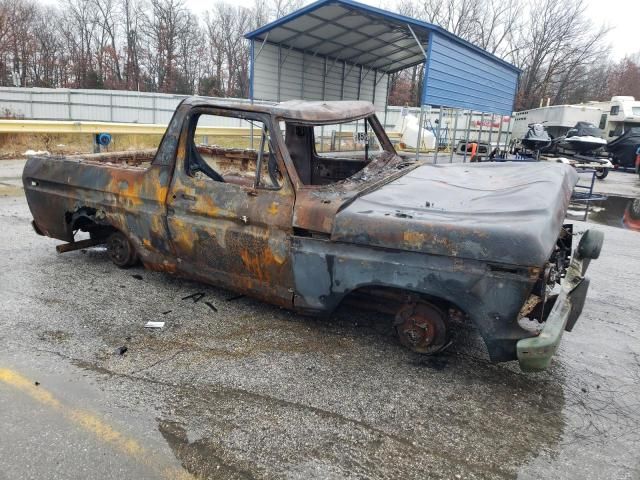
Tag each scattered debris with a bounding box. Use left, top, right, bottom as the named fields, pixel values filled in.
left=115, top=346, right=128, bottom=355
left=225, top=294, right=245, bottom=302
left=144, top=321, right=165, bottom=329
left=204, top=301, right=218, bottom=312
left=182, top=292, right=205, bottom=303
left=131, top=274, right=143, bottom=280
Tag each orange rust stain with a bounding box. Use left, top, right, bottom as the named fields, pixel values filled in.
left=267, top=202, right=279, bottom=215
left=240, top=248, right=277, bottom=282
left=403, top=231, right=426, bottom=248
left=155, top=185, right=169, bottom=204
left=167, top=217, right=196, bottom=252
left=403, top=230, right=457, bottom=254
left=107, top=171, right=144, bottom=207
left=198, top=195, right=221, bottom=217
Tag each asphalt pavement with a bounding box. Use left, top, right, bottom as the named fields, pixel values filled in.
left=1, top=159, right=639, bottom=479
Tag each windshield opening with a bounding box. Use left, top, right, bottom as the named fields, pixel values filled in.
left=283, top=115, right=397, bottom=186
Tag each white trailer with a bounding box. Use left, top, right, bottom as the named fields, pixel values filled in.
left=511, top=104, right=602, bottom=142
left=512, top=96, right=640, bottom=144
left=586, top=96, right=640, bottom=141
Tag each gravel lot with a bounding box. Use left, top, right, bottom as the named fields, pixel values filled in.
left=1, top=159, right=639, bottom=479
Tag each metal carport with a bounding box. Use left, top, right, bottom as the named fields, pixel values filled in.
left=245, top=0, right=520, bottom=160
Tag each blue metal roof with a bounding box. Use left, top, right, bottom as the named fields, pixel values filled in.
left=246, top=0, right=520, bottom=114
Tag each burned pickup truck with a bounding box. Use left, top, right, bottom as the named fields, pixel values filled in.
left=23, top=97, right=603, bottom=371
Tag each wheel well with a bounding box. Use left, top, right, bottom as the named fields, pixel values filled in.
left=340, top=285, right=468, bottom=320
left=67, top=207, right=116, bottom=241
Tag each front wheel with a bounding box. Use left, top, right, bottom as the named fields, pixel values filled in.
left=595, top=168, right=608, bottom=179
left=394, top=302, right=448, bottom=354
left=107, top=231, right=138, bottom=268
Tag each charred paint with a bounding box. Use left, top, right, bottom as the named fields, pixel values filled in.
left=22, top=97, right=591, bottom=367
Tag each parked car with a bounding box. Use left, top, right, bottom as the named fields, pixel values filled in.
left=23, top=97, right=603, bottom=372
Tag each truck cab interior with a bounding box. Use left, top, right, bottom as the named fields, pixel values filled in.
left=284, top=117, right=386, bottom=186
left=186, top=113, right=282, bottom=189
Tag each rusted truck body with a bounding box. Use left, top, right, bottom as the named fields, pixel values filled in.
left=23, top=97, right=603, bottom=371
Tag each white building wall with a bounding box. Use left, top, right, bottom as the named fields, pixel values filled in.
left=252, top=42, right=390, bottom=109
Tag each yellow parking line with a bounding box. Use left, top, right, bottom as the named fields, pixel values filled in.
left=0, top=368, right=194, bottom=480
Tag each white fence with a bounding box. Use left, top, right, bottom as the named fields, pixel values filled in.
left=0, top=86, right=513, bottom=147
left=0, top=87, right=271, bottom=125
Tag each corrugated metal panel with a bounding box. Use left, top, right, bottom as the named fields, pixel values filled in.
left=253, top=44, right=280, bottom=102
left=278, top=49, right=304, bottom=101
left=253, top=43, right=389, bottom=108
left=374, top=75, right=388, bottom=110
left=302, top=55, right=324, bottom=101
left=423, top=32, right=517, bottom=115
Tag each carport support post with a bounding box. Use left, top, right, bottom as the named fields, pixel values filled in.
left=496, top=116, right=504, bottom=157
left=463, top=110, right=472, bottom=163
left=383, top=74, right=390, bottom=129
left=250, top=42, right=254, bottom=149
left=407, top=23, right=429, bottom=162
left=434, top=106, right=443, bottom=164
left=277, top=45, right=282, bottom=102
left=320, top=57, right=327, bottom=152
left=487, top=113, right=494, bottom=156
left=478, top=112, right=485, bottom=157
left=338, top=61, right=346, bottom=152
left=415, top=103, right=425, bottom=161
left=450, top=109, right=459, bottom=163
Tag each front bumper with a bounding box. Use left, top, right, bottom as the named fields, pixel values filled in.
left=516, top=229, right=601, bottom=372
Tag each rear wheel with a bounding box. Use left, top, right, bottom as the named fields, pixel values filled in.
left=107, top=231, right=138, bottom=268
left=394, top=302, right=448, bottom=354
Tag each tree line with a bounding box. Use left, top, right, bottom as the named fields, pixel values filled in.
left=0, top=0, right=304, bottom=98
left=0, top=0, right=637, bottom=111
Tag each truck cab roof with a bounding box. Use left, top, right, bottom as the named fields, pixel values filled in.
left=182, top=97, right=376, bottom=124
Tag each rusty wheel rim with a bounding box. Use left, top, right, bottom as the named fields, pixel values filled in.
left=395, top=303, right=447, bottom=354
left=107, top=233, right=133, bottom=267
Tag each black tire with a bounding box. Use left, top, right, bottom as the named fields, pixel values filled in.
left=106, top=231, right=138, bottom=268
left=595, top=168, right=608, bottom=180
left=578, top=229, right=604, bottom=260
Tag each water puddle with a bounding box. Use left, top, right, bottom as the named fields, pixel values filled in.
left=567, top=195, right=640, bottom=231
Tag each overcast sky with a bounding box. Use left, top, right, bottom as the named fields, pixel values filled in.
left=582, top=0, right=638, bottom=59
left=36, top=0, right=636, bottom=60
left=182, top=0, right=638, bottom=60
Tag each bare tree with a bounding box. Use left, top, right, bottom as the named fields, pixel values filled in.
left=60, top=0, right=100, bottom=87
left=513, top=0, right=610, bottom=109
left=93, top=0, right=122, bottom=86
left=141, top=0, right=191, bottom=92
left=0, top=0, right=623, bottom=108
left=120, top=0, right=142, bottom=90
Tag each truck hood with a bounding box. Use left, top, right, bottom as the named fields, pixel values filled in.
left=332, top=162, right=578, bottom=266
